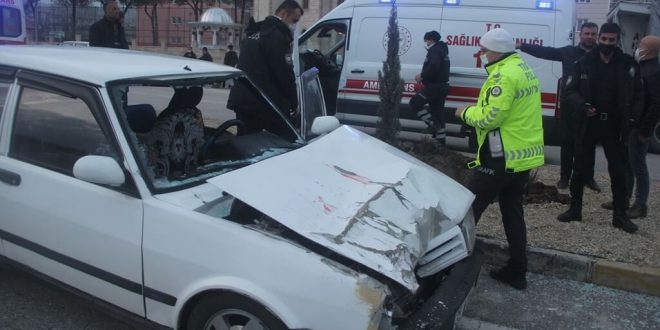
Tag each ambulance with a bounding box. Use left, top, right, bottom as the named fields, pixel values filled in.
left=298, top=0, right=576, bottom=147
left=0, top=0, right=27, bottom=45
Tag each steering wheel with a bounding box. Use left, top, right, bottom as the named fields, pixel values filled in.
left=306, top=49, right=336, bottom=71
left=200, top=119, right=246, bottom=159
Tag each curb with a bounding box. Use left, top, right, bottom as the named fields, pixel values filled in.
left=477, top=237, right=660, bottom=297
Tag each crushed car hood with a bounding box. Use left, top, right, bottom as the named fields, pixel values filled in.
left=207, top=126, right=474, bottom=290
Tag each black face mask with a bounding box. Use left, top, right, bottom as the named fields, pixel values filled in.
left=598, top=44, right=616, bottom=56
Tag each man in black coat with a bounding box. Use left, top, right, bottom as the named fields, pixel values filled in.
left=89, top=1, right=128, bottom=49
left=517, top=22, right=600, bottom=192
left=227, top=0, right=303, bottom=136
left=409, top=30, right=450, bottom=148
left=624, top=35, right=660, bottom=219
left=558, top=23, right=642, bottom=233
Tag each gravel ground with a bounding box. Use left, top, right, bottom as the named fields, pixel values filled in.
left=476, top=165, right=660, bottom=268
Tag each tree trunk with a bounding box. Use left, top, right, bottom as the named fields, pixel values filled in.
left=72, top=1, right=77, bottom=40
left=145, top=5, right=159, bottom=46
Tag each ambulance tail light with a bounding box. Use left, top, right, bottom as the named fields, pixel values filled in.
left=536, top=1, right=554, bottom=10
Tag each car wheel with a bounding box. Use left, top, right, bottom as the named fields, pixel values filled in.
left=649, top=121, right=660, bottom=154
left=186, top=292, right=288, bottom=330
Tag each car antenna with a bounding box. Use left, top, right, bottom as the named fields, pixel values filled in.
left=184, top=65, right=191, bottom=71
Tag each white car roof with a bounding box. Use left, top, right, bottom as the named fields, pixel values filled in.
left=0, top=45, right=241, bottom=85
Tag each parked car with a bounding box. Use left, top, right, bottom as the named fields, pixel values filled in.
left=0, top=45, right=481, bottom=330
left=58, top=41, right=90, bottom=47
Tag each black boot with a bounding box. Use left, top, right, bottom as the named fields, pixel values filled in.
left=557, top=204, right=582, bottom=222
left=613, top=213, right=638, bottom=233
left=489, top=266, right=527, bottom=290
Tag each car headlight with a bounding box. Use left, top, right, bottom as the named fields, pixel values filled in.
left=460, top=209, right=476, bottom=255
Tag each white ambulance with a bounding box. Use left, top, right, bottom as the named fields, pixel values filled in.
left=0, top=0, right=27, bottom=45
left=298, top=0, right=575, bottom=147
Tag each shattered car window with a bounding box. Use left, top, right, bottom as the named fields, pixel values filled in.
left=108, top=74, right=302, bottom=191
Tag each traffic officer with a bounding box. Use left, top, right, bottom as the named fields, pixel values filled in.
left=410, top=30, right=450, bottom=149
left=558, top=23, right=642, bottom=233
left=455, top=28, right=544, bottom=290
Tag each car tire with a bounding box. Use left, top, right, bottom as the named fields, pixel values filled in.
left=186, top=292, right=288, bottom=330
left=649, top=121, right=660, bottom=154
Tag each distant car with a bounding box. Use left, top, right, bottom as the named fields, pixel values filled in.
left=0, top=45, right=481, bottom=330
left=58, top=41, right=90, bottom=47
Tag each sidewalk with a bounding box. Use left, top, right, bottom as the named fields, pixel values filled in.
left=479, top=237, right=660, bottom=297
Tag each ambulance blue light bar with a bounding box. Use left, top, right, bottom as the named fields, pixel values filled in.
left=536, top=1, right=554, bottom=9
left=444, top=0, right=460, bottom=5
left=379, top=0, right=392, bottom=3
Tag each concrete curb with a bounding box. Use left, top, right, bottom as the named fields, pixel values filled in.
left=477, top=237, right=660, bottom=297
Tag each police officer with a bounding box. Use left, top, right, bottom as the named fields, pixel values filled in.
left=624, top=35, right=660, bottom=219
left=517, top=22, right=601, bottom=192
left=456, top=28, right=544, bottom=290
left=558, top=23, right=642, bottom=233
left=227, top=0, right=303, bottom=136
left=410, top=30, right=450, bottom=148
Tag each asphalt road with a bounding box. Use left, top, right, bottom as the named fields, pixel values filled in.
left=2, top=261, right=658, bottom=329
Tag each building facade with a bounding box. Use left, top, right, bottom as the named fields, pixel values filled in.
left=253, top=0, right=345, bottom=32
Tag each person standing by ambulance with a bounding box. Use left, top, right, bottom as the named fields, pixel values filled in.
left=557, top=23, right=642, bottom=233
left=517, top=22, right=601, bottom=192
left=410, top=31, right=450, bottom=149
left=89, top=1, right=128, bottom=49
left=455, top=28, right=544, bottom=290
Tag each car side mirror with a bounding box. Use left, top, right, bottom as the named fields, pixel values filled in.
left=310, top=116, right=340, bottom=136
left=73, top=155, right=126, bottom=187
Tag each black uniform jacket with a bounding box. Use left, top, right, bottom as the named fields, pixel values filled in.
left=89, top=17, right=128, bottom=49
left=420, top=41, right=450, bottom=85
left=636, top=59, right=660, bottom=138
left=227, top=16, right=298, bottom=118
left=563, top=48, right=643, bottom=140
left=519, top=44, right=589, bottom=86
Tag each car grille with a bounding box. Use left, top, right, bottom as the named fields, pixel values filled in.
left=416, top=226, right=469, bottom=278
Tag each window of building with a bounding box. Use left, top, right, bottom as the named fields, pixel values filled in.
left=171, top=16, right=183, bottom=24
left=576, top=18, right=589, bottom=31
left=302, top=0, right=309, bottom=9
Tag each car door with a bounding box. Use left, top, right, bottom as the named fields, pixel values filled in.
left=0, top=66, right=16, bottom=257
left=0, top=70, right=145, bottom=316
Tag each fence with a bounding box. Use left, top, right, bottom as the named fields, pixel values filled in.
left=26, top=4, right=252, bottom=48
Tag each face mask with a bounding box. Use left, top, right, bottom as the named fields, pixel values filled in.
left=289, top=23, right=297, bottom=32
left=424, top=44, right=432, bottom=51
left=598, top=43, right=616, bottom=56
left=480, top=54, right=488, bottom=66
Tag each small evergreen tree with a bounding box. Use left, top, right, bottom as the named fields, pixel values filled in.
left=375, top=0, right=404, bottom=145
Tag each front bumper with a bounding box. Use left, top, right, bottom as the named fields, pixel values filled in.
left=398, top=251, right=483, bottom=330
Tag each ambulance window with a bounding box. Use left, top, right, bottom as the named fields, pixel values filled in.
left=1, top=6, right=22, bottom=38
left=300, top=19, right=349, bottom=66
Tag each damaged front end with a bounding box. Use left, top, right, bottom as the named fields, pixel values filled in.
left=203, top=126, right=481, bottom=328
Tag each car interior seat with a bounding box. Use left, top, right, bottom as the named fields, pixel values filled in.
left=146, top=87, right=205, bottom=179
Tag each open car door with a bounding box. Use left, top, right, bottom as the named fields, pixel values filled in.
left=298, top=67, right=328, bottom=141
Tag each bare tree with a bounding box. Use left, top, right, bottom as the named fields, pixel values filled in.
left=174, top=0, right=214, bottom=21
left=137, top=0, right=163, bottom=45
left=56, top=0, right=91, bottom=40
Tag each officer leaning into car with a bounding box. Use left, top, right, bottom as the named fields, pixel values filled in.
left=455, top=28, right=544, bottom=290
left=557, top=23, right=643, bottom=234
left=409, top=30, right=451, bottom=149
left=227, top=0, right=303, bottom=138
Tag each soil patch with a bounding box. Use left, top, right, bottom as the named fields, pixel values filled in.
left=402, top=140, right=569, bottom=205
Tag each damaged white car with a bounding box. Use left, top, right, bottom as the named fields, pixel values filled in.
left=0, top=46, right=481, bottom=330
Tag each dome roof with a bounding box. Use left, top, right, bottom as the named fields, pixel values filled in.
left=200, top=8, right=234, bottom=24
